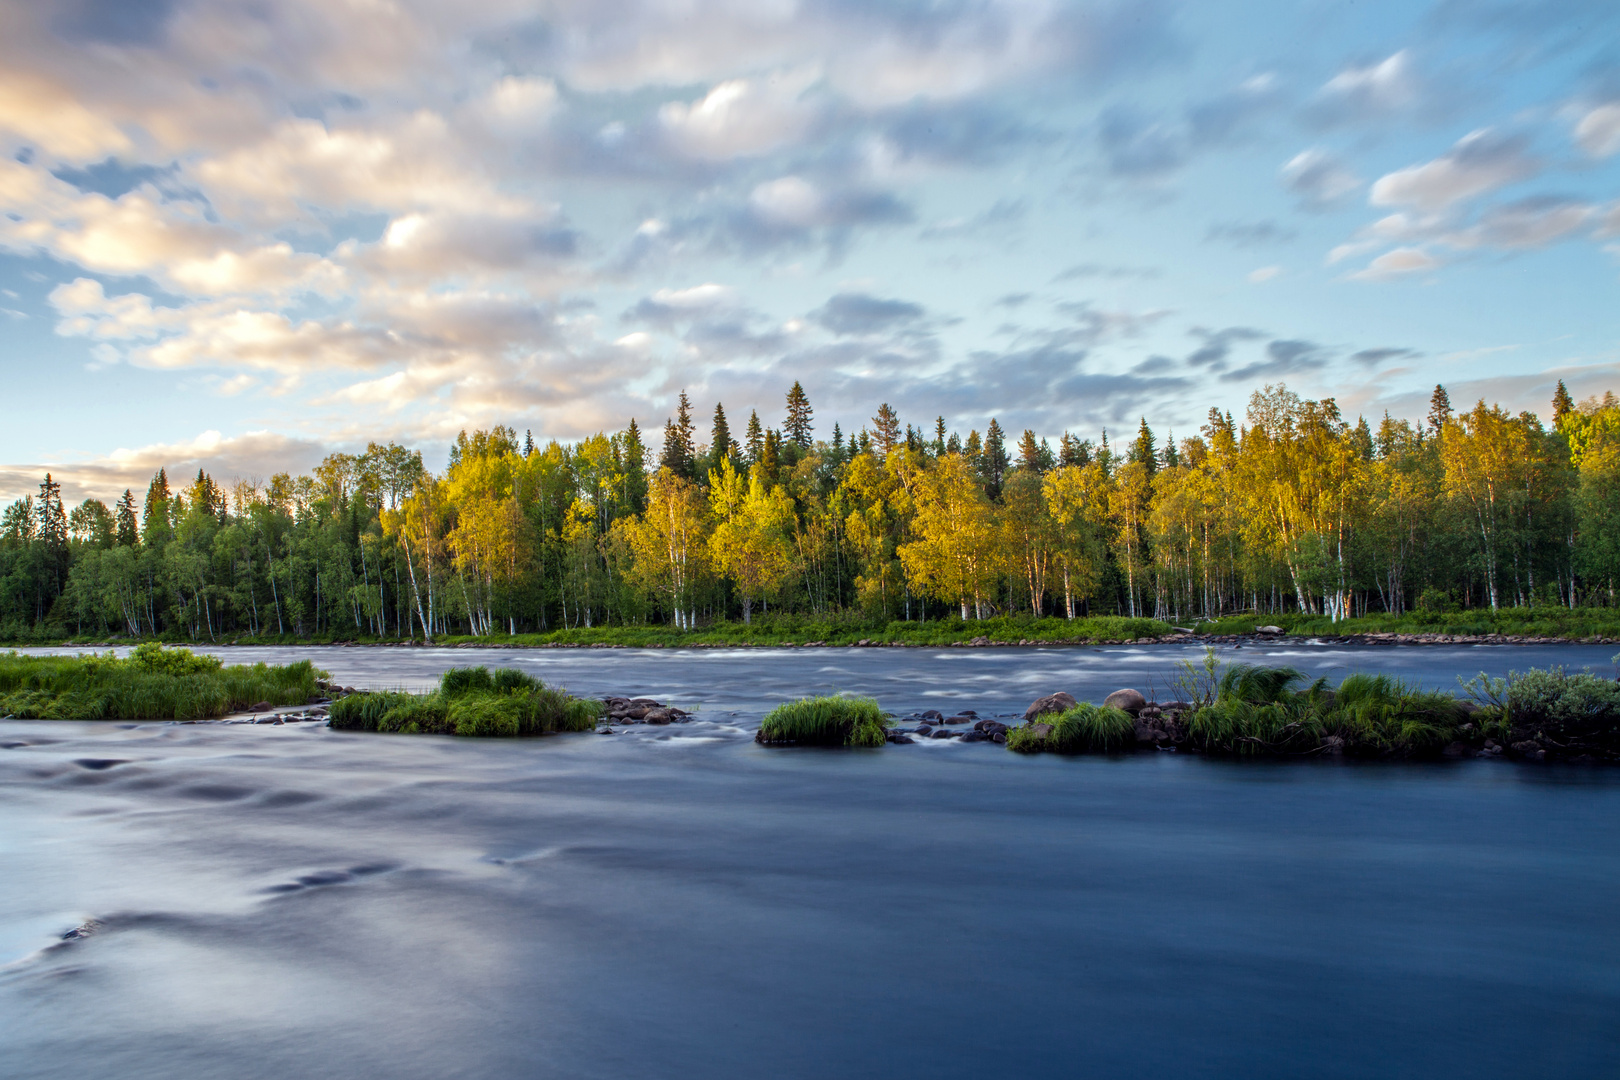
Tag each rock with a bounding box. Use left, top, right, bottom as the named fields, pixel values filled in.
left=1256, top=625, right=1284, bottom=634
left=255, top=715, right=280, bottom=724
left=1132, top=717, right=1162, bottom=743
left=929, top=727, right=956, bottom=739
left=919, top=710, right=944, bottom=721
left=959, top=730, right=988, bottom=742
left=991, top=732, right=1007, bottom=743
left=887, top=734, right=916, bottom=744
left=958, top=710, right=979, bottom=718
left=1456, top=700, right=1481, bottom=716
left=1103, top=689, right=1147, bottom=715
left=970, top=636, right=991, bottom=647
left=942, top=714, right=971, bottom=725
left=1023, top=692, right=1077, bottom=720
left=642, top=708, right=673, bottom=725
left=974, top=720, right=1009, bottom=736
left=248, top=700, right=272, bottom=713
left=1510, top=740, right=1544, bottom=760
left=915, top=725, right=934, bottom=736
left=1025, top=722, right=1054, bottom=740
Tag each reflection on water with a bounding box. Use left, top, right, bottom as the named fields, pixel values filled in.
left=3, top=644, right=1619, bottom=1079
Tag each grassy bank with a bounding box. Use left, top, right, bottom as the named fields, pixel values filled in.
left=0, top=644, right=323, bottom=720
left=1197, top=606, right=1620, bottom=640
left=755, top=695, right=889, bottom=747
left=328, top=666, right=601, bottom=737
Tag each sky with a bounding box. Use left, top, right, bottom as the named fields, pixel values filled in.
left=1, top=0, right=1618, bottom=502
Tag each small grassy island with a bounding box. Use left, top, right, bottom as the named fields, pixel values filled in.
left=0, top=644, right=322, bottom=720
left=328, top=666, right=601, bottom=737
left=754, top=695, right=889, bottom=746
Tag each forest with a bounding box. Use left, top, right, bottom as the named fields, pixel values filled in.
left=2, top=377, right=1618, bottom=643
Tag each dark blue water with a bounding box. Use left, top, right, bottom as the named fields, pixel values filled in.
left=3, top=644, right=1618, bottom=1078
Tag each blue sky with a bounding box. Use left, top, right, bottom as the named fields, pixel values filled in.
left=0, top=0, right=1617, bottom=500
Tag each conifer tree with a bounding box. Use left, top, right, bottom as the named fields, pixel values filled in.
left=760, top=428, right=781, bottom=483
left=1553, top=380, right=1575, bottom=426
left=745, top=410, right=764, bottom=464
left=831, top=422, right=845, bottom=462
left=660, top=391, right=697, bottom=478
left=946, top=432, right=962, bottom=455
left=622, top=419, right=649, bottom=512
left=115, top=489, right=139, bottom=546
left=983, top=418, right=1009, bottom=498
left=710, top=402, right=734, bottom=467
left=1428, top=384, right=1453, bottom=432
left=1017, top=429, right=1044, bottom=472
left=784, top=382, right=814, bottom=449
left=1129, top=419, right=1157, bottom=476
left=933, top=416, right=947, bottom=454
left=142, top=469, right=172, bottom=544
left=523, top=430, right=535, bottom=457
left=872, top=403, right=901, bottom=455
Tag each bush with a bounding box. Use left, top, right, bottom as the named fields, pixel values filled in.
left=1006, top=702, right=1135, bottom=754
left=0, top=649, right=320, bottom=720
left=328, top=667, right=600, bottom=738
left=1463, top=666, right=1620, bottom=747
left=756, top=695, right=888, bottom=747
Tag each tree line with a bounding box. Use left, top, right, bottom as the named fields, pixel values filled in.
left=3, top=377, right=1619, bottom=641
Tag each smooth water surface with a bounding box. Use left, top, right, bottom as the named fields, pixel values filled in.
left=3, top=644, right=1618, bottom=1079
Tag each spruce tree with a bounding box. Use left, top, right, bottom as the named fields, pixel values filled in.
left=831, top=422, right=844, bottom=462
left=115, top=489, right=139, bottom=546
left=946, top=432, right=962, bottom=455
left=745, top=409, right=764, bottom=464
left=1017, top=429, right=1043, bottom=472
left=760, top=428, right=781, bottom=483
left=872, top=403, right=901, bottom=455
left=660, top=391, right=697, bottom=478
left=983, top=418, right=1009, bottom=498
left=784, top=382, right=814, bottom=449
left=523, top=430, right=535, bottom=458
left=1161, top=431, right=1179, bottom=470
left=710, top=402, right=734, bottom=467
left=933, top=416, right=947, bottom=454
left=1428, top=384, right=1453, bottom=432
left=1129, top=418, right=1157, bottom=476
left=1553, top=380, right=1575, bottom=426
left=622, top=419, right=649, bottom=512
left=142, top=469, right=172, bottom=544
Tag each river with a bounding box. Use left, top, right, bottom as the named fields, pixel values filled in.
left=3, top=642, right=1618, bottom=1078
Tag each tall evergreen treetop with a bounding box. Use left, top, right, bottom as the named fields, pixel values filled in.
left=983, top=419, right=1009, bottom=497
left=744, top=409, right=764, bottom=464
left=784, top=382, right=814, bottom=449
left=1428, top=384, right=1453, bottom=432
left=143, top=468, right=172, bottom=543
left=1553, top=380, right=1575, bottom=426
left=933, top=416, right=947, bottom=454
left=1128, top=418, right=1157, bottom=476
left=872, top=403, right=901, bottom=454
left=660, top=391, right=697, bottom=478
left=710, top=402, right=734, bottom=464
left=1016, top=429, right=1045, bottom=472
left=115, top=489, right=139, bottom=547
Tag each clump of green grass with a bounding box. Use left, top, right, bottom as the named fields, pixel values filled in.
left=1187, top=663, right=1461, bottom=757
left=327, top=666, right=600, bottom=738
left=0, top=647, right=322, bottom=720
left=755, top=695, right=888, bottom=747
left=1006, top=702, right=1135, bottom=754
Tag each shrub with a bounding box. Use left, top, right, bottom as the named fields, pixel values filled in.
left=756, top=695, right=888, bottom=747
left=1463, top=666, right=1620, bottom=744
left=1006, top=702, right=1134, bottom=754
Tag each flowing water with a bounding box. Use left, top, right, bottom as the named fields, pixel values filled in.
left=3, top=642, right=1619, bottom=1079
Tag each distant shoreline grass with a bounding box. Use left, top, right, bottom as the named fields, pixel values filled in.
left=7, top=606, right=1620, bottom=650
left=0, top=644, right=324, bottom=720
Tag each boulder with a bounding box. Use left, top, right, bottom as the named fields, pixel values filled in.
left=942, top=714, right=972, bottom=725
left=248, top=700, right=272, bottom=713
left=919, top=710, right=944, bottom=721
left=992, top=732, right=1007, bottom=744
left=1025, top=722, right=1054, bottom=740
left=1023, top=692, right=1077, bottom=720
left=970, top=636, right=991, bottom=647
left=642, top=708, right=673, bottom=725
left=887, top=734, right=916, bottom=745
left=959, top=730, right=988, bottom=742
left=1103, top=688, right=1147, bottom=715
left=929, top=727, right=956, bottom=739
left=1256, top=625, right=1284, bottom=635
left=973, top=719, right=1010, bottom=736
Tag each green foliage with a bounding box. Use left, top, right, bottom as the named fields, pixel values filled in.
left=756, top=695, right=889, bottom=747
left=1188, top=663, right=1460, bottom=757
left=1462, top=665, right=1620, bottom=742
left=328, top=666, right=600, bottom=738
left=0, top=649, right=320, bottom=720
left=1006, top=702, right=1135, bottom=754
left=1198, top=607, right=1620, bottom=640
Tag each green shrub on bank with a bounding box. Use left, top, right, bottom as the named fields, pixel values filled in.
left=755, top=695, right=889, bottom=747
left=327, top=666, right=600, bottom=737
left=1188, top=663, right=1461, bottom=757
left=0, top=647, right=321, bottom=720
left=1463, top=665, right=1620, bottom=748
left=1006, top=702, right=1135, bottom=754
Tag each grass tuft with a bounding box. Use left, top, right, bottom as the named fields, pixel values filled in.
left=327, top=666, right=600, bottom=738
left=1006, top=702, right=1135, bottom=754
left=0, top=647, right=321, bottom=720
left=755, top=695, right=889, bottom=747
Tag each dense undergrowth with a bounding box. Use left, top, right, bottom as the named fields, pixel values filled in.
left=1199, top=607, right=1620, bottom=639
left=0, top=643, right=323, bottom=720
left=327, top=666, right=601, bottom=737
left=755, top=695, right=889, bottom=747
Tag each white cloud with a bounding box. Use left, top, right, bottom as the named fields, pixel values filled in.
left=1370, top=129, right=1538, bottom=211
left=0, top=70, right=131, bottom=162
left=1322, top=51, right=1416, bottom=112
left=658, top=73, right=819, bottom=160
left=1248, top=266, right=1281, bottom=283
left=1575, top=103, right=1620, bottom=158
left=1280, top=149, right=1361, bottom=208
left=749, top=176, right=826, bottom=228
left=1350, top=246, right=1440, bottom=280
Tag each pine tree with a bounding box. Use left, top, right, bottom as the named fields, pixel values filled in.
left=1161, top=431, right=1179, bottom=469
left=946, top=432, right=962, bottom=455
left=872, top=403, right=901, bottom=455
left=523, top=429, right=535, bottom=457
left=622, top=419, right=649, bottom=512
left=660, top=391, right=697, bottom=478
left=1428, top=384, right=1453, bottom=432
left=1129, top=418, right=1157, bottom=476
left=982, top=419, right=1009, bottom=498
left=36, top=474, right=65, bottom=546
left=1016, top=429, right=1044, bottom=472
left=1553, top=380, right=1575, bottom=426
left=784, top=381, right=814, bottom=449
left=832, top=422, right=845, bottom=461
left=1059, top=432, right=1091, bottom=467
left=933, top=416, right=947, bottom=454
left=745, top=409, right=764, bottom=464
left=142, top=469, right=172, bottom=544
left=710, top=402, right=734, bottom=466
left=760, top=428, right=781, bottom=483
left=115, top=489, right=139, bottom=546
